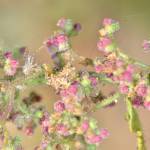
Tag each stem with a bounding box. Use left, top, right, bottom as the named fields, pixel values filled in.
left=0, top=86, right=15, bottom=123
left=117, top=50, right=150, bottom=69
left=126, top=98, right=146, bottom=150
left=89, top=72, right=114, bottom=84
left=94, top=93, right=120, bottom=110
left=0, top=86, right=15, bottom=148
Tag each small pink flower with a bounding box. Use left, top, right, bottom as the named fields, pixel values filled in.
left=25, top=126, right=34, bottom=136
left=57, top=18, right=66, bottom=28
left=97, top=37, right=112, bottom=52
left=116, top=59, right=124, bottom=67
left=41, top=141, right=49, bottom=149
left=60, top=89, right=68, bottom=97
left=100, top=129, right=109, bottom=139
left=144, top=101, right=150, bottom=110
left=41, top=119, right=49, bottom=128
left=86, top=135, right=102, bottom=144
left=112, top=75, right=120, bottom=81
left=44, top=39, right=53, bottom=47
left=142, top=40, right=150, bottom=51
left=57, top=124, right=69, bottom=136
left=89, top=77, right=98, bottom=86
left=60, top=83, right=78, bottom=98
left=95, top=65, right=103, bottom=73
left=56, top=34, right=68, bottom=44
left=4, top=51, right=12, bottom=58
left=54, top=101, right=65, bottom=112
left=127, top=65, right=134, bottom=73
left=119, top=83, right=129, bottom=94
left=44, top=35, right=67, bottom=47
left=103, top=18, right=113, bottom=26
left=132, top=96, right=143, bottom=108
left=120, top=70, right=132, bottom=82
left=68, top=83, right=78, bottom=95
left=81, top=121, right=89, bottom=132
left=41, top=116, right=49, bottom=134
left=136, top=84, right=147, bottom=97
left=4, top=58, right=19, bottom=76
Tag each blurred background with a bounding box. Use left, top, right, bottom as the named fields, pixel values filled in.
left=1, top=0, right=150, bottom=149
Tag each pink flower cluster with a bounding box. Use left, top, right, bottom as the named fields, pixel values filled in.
left=97, top=18, right=119, bottom=53
left=99, top=18, right=120, bottom=37
left=57, top=18, right=81, bottom=32
left=39, top=73, right=107, bottom=148
left=56, top=124, right=69, bottom=136
left=37, top=18, right=150, bottom=149
left=4, top=51, right=19, bottom=76
left=85, top=128, right=109, bottom=144
left=95, top=56, right=134, bottom=84
left=54, top=101, right=65, bottom=112
left=97, top=37, right=114, bottom=53
left=44, top=33, right=69, bottom=52
left=95, top=18, right=150, bottom=111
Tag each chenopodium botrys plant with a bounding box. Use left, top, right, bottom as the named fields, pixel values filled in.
left=0, top=18, right=150, bottom=150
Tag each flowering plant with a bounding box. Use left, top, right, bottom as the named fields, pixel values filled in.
left=0, top=18, right=150, bottom=150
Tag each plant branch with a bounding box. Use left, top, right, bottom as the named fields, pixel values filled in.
left=126, top=97, right=146, bottom=150
left=94, top=93, right=120, bottom=111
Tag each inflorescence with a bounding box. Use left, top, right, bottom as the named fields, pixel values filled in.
left=0, top=18, right=150, bottom=150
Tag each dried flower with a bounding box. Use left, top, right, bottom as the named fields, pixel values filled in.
left=47, top=63, right=76, bottom=90
left=22, top=55, right=37, bottom=75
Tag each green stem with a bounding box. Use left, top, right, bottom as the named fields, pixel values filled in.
left=126, top=98, right=146, bottom=150
left=94, top=93, right=120, bottom=110
left=89, top=72, right=114, bottom=84
left=117, top=50, right=150, bottom=69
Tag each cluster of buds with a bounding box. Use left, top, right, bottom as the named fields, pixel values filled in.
left=0, top=18, right=150, bottom=150
left=34, top=18, right=150, bottom=150
left=95, top=18, right=150, bottom=112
